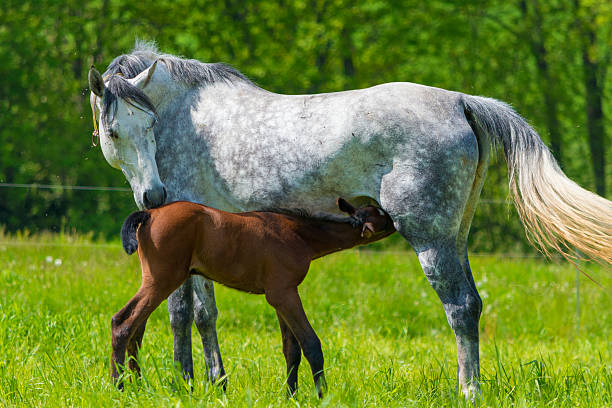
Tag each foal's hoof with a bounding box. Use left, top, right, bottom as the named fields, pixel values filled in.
left=315, top=377, right=327, bottom=399
left=285, top=385, right=297, bottom=399
left=215, top=376, right=228, bottom=392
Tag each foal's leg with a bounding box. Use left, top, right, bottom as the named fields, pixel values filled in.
left=111, top=289, right=164, bottom=388
left=276, top=311, right=302, bottom=397
left=193, top=276, right=225, bottom=386
left=266, top=288, right=326, bottom=398
left=126, top=320, right=147, bottom=375
left=168, top=278, right=195, bottom=381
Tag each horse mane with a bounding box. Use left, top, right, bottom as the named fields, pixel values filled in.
left=104, top=40, right=255, bottom=88
left=256, top=207, right=359, bottom=227
left=101, top=75, right=158, bottom=128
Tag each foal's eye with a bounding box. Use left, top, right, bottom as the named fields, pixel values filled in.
left=108, top=129, right=118, bottom=139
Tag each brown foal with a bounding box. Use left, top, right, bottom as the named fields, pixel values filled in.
left=113, top=198, right=395, bottom=397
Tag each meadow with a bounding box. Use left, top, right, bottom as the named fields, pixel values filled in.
left=0, top=233, right=609, bottom=407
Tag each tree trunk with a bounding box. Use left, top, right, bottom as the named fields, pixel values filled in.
left=574, top=0, right=608, bottom=196
left=581, top=34, right=606, bottom=196
left=520, top=0, right=563, bottom=165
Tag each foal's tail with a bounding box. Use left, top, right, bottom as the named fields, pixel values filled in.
left=462, top=94, right=612, bottom=264
left=121, top=211, right=151, bottom=255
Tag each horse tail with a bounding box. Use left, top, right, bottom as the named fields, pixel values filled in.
left=462, top=94, right=612, bottom=264
left=121, top=211, right=151, bottom=255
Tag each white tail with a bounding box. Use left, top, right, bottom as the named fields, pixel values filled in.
left=463, top=95, right=612, bottom=264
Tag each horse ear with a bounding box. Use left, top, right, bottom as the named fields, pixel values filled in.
left=337, top=197, right=356, bottom=215
left=88, top=66, right=105, bottom=97
left=133, top=60, right=159, bottom=90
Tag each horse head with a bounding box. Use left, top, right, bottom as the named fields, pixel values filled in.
left=89, top=62, right=167, bottom=209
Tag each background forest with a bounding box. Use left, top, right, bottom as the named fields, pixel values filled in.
left=1, top=0, right=610, bottom=253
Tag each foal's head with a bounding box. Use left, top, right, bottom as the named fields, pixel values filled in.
left=337, top=198, right=395, bottom=238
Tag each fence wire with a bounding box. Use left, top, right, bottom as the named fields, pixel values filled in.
left=0, top=182, right=131, bottom=192
left=0, top=182, right=509, bottom=203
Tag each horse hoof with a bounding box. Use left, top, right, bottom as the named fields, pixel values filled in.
left=461, top=383, right=482, bottom=402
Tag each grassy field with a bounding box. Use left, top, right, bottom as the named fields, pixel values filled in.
left=0, top=233, right=610, bottom=407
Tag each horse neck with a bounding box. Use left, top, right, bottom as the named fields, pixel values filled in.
left=150, top=80, right=188, bottom=114
left=293, top=218, right=364, bottom=259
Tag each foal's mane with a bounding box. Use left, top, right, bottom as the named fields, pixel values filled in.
left=104, top=40, right=254, bottom=88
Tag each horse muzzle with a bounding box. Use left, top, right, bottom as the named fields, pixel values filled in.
left=143, top=185, right=167, bottom=209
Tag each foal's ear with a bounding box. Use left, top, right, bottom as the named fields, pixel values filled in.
left=88, top=66, right=105, bottom=97
left=133, top=60, right=159, bottom=90
left=337, top=197, right=356, bottom=215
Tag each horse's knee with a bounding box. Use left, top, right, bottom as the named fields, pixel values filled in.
left=446, top=292, right=482, bottom=336
left=193, top=279, right=218, bottom=329
left=194, top=297, right=218, bottom=329
left=111, top=315, right=130, bottom=346
left=169, top=298, right=194, bottom=332
left=416, top=243, right=482, bottom=336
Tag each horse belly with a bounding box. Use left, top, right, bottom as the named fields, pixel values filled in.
left=193, top=254, right=267, bottom=294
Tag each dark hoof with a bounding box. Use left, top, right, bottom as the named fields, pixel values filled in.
left=286, top=386, right=297, bottom=399
left=213, top=372, right=228, bottom=392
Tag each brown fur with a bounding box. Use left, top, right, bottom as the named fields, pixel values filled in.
left=112, top=198, right=395, bottom=396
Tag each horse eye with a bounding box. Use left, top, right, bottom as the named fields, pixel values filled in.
left=108, top=129, right=118, bottom=139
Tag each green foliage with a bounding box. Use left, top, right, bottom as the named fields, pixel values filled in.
left=0, top=0, right=610, bottom=251
left=0, top=236, right=609, bottom=406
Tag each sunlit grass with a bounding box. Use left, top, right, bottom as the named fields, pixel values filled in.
left=0, top=235, right=609, bottom=407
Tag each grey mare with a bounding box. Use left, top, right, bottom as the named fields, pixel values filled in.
left=89, top=43, right=612, bottom=398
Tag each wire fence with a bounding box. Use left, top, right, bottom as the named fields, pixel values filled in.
left=0, top=181, right=558, bottom=259
left=0, top=239, right=551, bottom=259
left=0, top=182, right=132, bottom=192
left=0, top=182, right=509, bottom=203
left=0, top=181, right=592, bottom=334
left=0, top=181, right=580, bottom=263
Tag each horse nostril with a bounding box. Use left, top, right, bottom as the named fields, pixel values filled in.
left=143, top=191, right=151, bottom=208
left=142, top=188, right=164, bottom=209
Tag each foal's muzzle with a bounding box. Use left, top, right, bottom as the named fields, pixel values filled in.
left=143, top=185, right=167, bottom=209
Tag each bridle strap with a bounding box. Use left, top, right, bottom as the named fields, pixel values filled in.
left=90, top=72, right=124, bottom=147
left=91, top=94, right=99, bottom=146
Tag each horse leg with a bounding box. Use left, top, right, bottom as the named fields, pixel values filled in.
left=443, top=119, right=490, bottom=397
left=416, top=239, right=482, bottom=398
left=457, top=116, right=490, bottom=299
left=379, top=127, right=482, bottom=398
left=276, top=311, right=301, bottom=397
left=126, top=320, right=147, bottom=375
left=266, top=288, right=326, bottom=398
left=168, top=278, right=195, bottom=382
left=192, top=276, right=225, bottom=386
left=111, top=289, right=164, bottom=389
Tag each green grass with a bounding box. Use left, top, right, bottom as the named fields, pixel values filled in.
left=0, top=233, right=610, bottom=407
